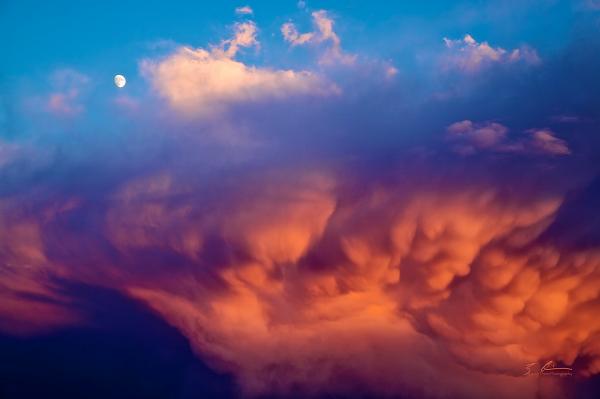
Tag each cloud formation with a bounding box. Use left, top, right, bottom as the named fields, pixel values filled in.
left=140, top=22, right=339, bottom=116
left=529, top=129, right=571, bottom=155
left=443, top=34, right=540, bottom=72
left=235, top=5, right=253, bottom=15
left=44, top=69, right=89, bottom=116
left=141, top=21, right=337, bottom=117
left=282, top=10, right=356, bottom=65
left=447, top=120, right=570, bottom=156
left=1, top=165, right=599, bottom=398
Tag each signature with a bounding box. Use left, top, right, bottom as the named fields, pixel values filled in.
left=523, top=360, right=574, bottom=377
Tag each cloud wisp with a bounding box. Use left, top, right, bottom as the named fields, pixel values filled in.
left=235, top=5, right=253, bottom=16
left=282, top=10, right=356, bottom=66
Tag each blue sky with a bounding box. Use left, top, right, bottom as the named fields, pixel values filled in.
left=0, top=0, right=581, bottom=78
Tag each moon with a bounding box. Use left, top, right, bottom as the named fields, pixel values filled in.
left=114, top=74, right=127, bottom=88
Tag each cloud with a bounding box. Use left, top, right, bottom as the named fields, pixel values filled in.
left=235, top=5, right=253, bottom=15
left=214, top=21, right=259, bottom=58
left=107, top=174, right=600, bottom=396
left=0, top=202, right=81, bottom=334
left=47, top=91, right=83, bottom=116
left=447, top=120, right=570, bottom=156
left=443, top=34, right=540, bottom=72
left=4, top=166, right=597, bottom=398
left=447, top=120, right=509, bottom=151
left=141, top=21, right=338, bottom=117
left=44, top=69, right=89, bottom=116
left=282, top=10, right=356, bottom=65
left=529, top=129, right=571, bottom=155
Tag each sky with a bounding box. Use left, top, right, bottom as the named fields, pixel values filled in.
left=2, top=1, right=600, bottom=398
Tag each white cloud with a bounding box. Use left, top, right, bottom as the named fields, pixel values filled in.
left=141, top=22, right=338, bottom=117
left=235, top=5, right=253, bottom=15
left=281, top=10, right=356, bottom=66
left=443, top=34, right=540, bottom=72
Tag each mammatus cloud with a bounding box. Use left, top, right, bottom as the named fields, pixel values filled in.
left=235, top=5, right=253, bottom=15
left=1, top=167, right=599, bottom=398
left=442, top=34, right=540, bottom=72
left=141, top=20, right=337, bottom=116
left=447, top=120, right=570, bottom=156
left=282, top=10, right=356, bottom=65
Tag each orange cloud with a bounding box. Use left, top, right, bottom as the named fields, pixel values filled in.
left=100, top=172, right=597, bottom=397
left=1, top=168, right=598, bottom=398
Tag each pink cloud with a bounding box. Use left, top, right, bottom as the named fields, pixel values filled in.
left=282, top=10, right=356, bottom=66
left=213, top=21, right=259, bottom=58
left=529, top=129, right=571, bottom=155
left=44, top=69, right=89, bottom=117
left=447, top=119, right=508, bottom=150
left=234, top=5, right=253, bottom=15
left=447, top=121, right=571, bottom=156
left=47, top=90, right=83, bottom=116
left=443, top=34, right=540, bottom=72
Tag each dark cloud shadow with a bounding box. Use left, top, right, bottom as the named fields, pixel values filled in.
left=0, top=282, right=237, bottom=399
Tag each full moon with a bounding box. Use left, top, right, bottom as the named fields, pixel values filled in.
left=114, top=74, right=126, bottom=88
